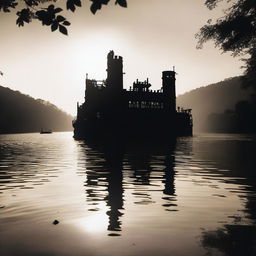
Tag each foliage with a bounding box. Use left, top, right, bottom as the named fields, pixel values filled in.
left=197, top=0, right=256, bottom=88
left=0, top=0, right=127, bottom=35
left=0, top=85, right=73, bottom=133
left=176, top=76, right=253, bottom=132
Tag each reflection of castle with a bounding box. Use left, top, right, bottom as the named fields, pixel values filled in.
left=84, top=143, right=124, bottom=234
left=82, top=140, right=177, bottom=235
left=73, top=51, right=192, bottom=139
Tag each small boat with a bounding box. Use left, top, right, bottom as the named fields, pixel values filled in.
left=40, top=129, right=52, bottom=134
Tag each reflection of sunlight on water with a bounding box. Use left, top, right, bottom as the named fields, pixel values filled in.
left=74, top=203, right=108, bottom=234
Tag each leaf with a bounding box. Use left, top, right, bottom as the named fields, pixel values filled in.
left=36, top=7, right=56, bottom=26
left=42, top=17, right=52, bottom=26
left=63, top=20, right=71, bottom=26
left=51, top=21, right=58, bottom=32
left=16, top=17, right=24, bottom=27
left=59, top=24, right=68, bottom=35
left=66, top=0, right=76, bottom=12
left=3, top=8, right=10, bottom=12
left=101, top=0, right=110, bottom=5
left=57, top=15, right=65, bottom=22
left=54, top=8, right=62, bottom=13
left=16, top=8, right=31, bottom=27
left=36, top=10, right=45, bottom=19
left=0, top=0, right=18, bottom=12
left=47, top=4, right=55, bottom=12
left=90, top=2, right=101, bottom=14
left=21, top=9, right=30, bottom=23
left=74, top=0, right=82, bottom=7
left=115, top=0, right=127, bottom=7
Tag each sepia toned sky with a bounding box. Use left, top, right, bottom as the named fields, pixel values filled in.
left=0, top=0, right=243, bottom=115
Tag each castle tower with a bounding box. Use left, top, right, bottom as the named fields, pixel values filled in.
left=162, top=70, right=176, bottom=114
left=106, top=50, right=123, bottom=91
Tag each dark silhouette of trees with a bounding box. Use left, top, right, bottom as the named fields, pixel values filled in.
left=207, top=100, right=256, bottom=133
left=0, top=85, right=73, bottom=133
left=197, top=0, right=256, bottom=89
left=176, top=77, right=253, bottom=132
left=177, top=76, right=256, bottom=133
left=197, top=0, right=256, bottom=133
left=0, top=0, right=127, bottom=35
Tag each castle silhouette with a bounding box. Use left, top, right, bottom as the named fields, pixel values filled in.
left=73, top=51, right=192, bottom=140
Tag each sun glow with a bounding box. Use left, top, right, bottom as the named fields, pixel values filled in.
left=75, top=203, right=109, bottom=233
left=73, top=32, right=128, bottom=80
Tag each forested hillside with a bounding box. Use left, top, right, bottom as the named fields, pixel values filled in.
left=177, top=77, right=253, bottom=132
left=0, top=86, right=73, bottom=134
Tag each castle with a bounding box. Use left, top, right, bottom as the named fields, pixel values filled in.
left=73, top=51, right=192, bottom=140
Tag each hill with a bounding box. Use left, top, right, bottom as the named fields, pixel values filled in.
left=177, top=77, right=253, bottom=132
left=0, top=86, right=73, bottom=134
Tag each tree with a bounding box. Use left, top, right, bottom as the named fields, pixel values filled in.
left=197, top=0, right=256, bottom=89
left=0, top=0, right=127, bottom=35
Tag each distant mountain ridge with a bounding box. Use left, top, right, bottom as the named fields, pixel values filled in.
left=0, top=85, right=73, bottom=134
left=177, top=77, right=253, bottom=132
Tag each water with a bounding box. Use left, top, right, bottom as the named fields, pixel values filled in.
left=0, top=132, right=256, bottom=256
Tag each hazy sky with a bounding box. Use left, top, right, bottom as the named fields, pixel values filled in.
left=0, top=0, right=243, bottom=115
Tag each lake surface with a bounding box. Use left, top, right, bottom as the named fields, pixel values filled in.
left=0, top=132, right=256, bottom=256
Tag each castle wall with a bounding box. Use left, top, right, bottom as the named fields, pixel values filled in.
left=73, top=51, right=192, bottom=139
